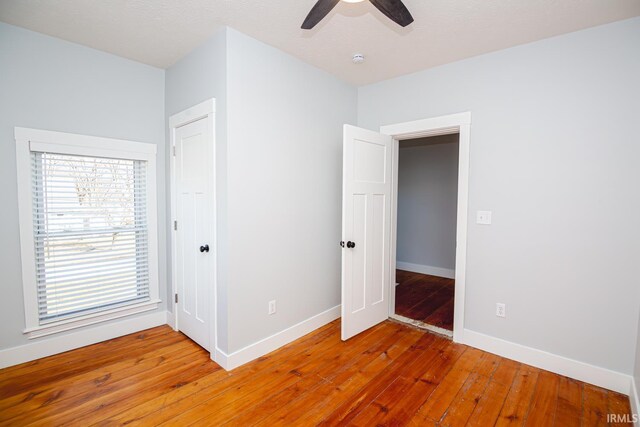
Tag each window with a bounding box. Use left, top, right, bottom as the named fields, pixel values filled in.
left=33, top=153, right=150, bottom=323
left=16, top=128, right=160, bottom=338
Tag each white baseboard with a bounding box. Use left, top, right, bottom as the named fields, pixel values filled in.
left=631, top=378, right=640, bottom=426
left=213, top=346, right=229, bottom=369
left=0, top=311, right=167, bottom=369
left=214, top=305, right=341, bottom=371
left=396, top=261, right=455, bottom=279
left=462, top=329, right=632, bottom=394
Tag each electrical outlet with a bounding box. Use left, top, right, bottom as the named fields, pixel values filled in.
left=496, top=303, right=506, bottom=318
left=268, top=300, right=276, bottom=315
left=477, top=211, right=492, bottom=225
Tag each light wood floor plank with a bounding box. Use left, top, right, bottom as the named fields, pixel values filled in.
left=0, top=339, right=200, bottom=422
left=317, top=333, right=441, bottom=425
left=495, top=368, right=540, bottom=426
left=347, top=338, right=455, bottom=426
left=554, top=376, right=583, bottom=427
left=408, top=346, right=484, bottom=424
left=167, top=323, right=401, bottom=426
left=273, top=326, right=425, bottom=426
left=101, top=320, right=345, bottom=426
left=466, top=359, right=520, bottom=427
left=0, top=327, right=179, bottom=396
left=0, top=320, right=631, bottom=427
left=608, top=390, right=634, bottom=426
left=584, top=383, right=611, bottom=427
left=229, top=322, right=417, bottom=426
left=524, top=370, right=560, bottom=426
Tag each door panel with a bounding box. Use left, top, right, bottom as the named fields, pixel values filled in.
left=370, top=193, right=386, bottom=304
left=342, top=125, right=393, bottom=340
left=175, top=118, right=211, bottom=350
left=351, top=194, right=366, bottom=312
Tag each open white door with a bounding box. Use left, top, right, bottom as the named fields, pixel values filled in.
left=174, top=117, right=212, bottom=351
left=341, top=124, right=393, bottom=340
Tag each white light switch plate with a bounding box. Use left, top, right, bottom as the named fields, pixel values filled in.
left=477, top=211, right=492, bottom=225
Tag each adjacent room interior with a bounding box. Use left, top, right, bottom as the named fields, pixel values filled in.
left=394, top=133, right=459, bottom=336
left=0, top=1, right=639, bottom=425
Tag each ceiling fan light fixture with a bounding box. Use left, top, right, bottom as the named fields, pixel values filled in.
left=302, top=0, right=413, bottom=30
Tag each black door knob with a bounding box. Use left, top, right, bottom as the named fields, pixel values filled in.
left=200, top=244, right=210, bottom=253
left=346, top=241, right=355, bottom=248
left=340, top=241, right=345, bottom=248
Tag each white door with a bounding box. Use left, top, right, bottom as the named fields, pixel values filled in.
left=341, top=125, right=393, bottom=340
left=175, top=118, right=212, bottom=350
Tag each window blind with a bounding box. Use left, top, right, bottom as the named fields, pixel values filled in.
left=31, top=152, right=150, bottom=324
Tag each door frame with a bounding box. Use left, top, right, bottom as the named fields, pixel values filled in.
left=169, top=98, right=217, bottom=358
left=380, top=112, right=471, bottom=343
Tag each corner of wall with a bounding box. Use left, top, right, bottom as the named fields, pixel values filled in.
left=215, top=305, right=340, bottom=371
left=462, top=328, right=633, bottom=395
left=631, top=379, right=639, bottom=426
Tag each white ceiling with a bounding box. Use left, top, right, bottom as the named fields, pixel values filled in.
left=1, top=0, right=639, bottom=85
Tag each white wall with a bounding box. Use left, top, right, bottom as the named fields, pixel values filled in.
left=358, top=17, right=640, bottom=375
left=397, top=134, right=458, bottom=273
left=225, top=28, right=357, bottom=353
left=4, top=16, right=636, bottom=387
left=164, top=27, right=357, bottom=355
left=164, top=28, right=230, bottom=350
left=0, top=23, right=166, bottom=351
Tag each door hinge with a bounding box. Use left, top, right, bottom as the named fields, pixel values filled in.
left=175, top=293, right=178, bottom=304
left=174, top=220, right=178, bottom=231
left=172, top=145, right=176, bottom=156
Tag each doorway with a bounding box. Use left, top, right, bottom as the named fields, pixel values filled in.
left=340, top=112, right=470, bottom=343
left=382, top=112, right=470, bottom=343
left=392, top=133, right=459, bottom=337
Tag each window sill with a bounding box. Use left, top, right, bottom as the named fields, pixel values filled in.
left=23, top=299, right=161, bottom=339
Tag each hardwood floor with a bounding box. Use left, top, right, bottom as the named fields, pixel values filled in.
left=0, top=321, right=632, bottom=426
left=396, top=269, right=455, bottom=331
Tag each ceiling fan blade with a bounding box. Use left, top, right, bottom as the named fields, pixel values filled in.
left=369, top=0, right=414, bottom=27
left=302, top=0, right=341, bottom=29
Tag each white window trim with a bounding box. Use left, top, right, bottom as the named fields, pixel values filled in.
left=15, top=127, right=161, bottom=339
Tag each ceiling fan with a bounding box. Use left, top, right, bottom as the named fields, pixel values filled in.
left=302, top=0, right=414, bottom=30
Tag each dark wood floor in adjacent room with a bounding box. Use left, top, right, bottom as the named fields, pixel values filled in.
left=396, top=269, right=455, bottom=330
left=0, top=321, right=632, bottom=426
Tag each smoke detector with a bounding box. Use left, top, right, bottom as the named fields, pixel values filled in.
left=352, top=53, right=365, bottom=64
